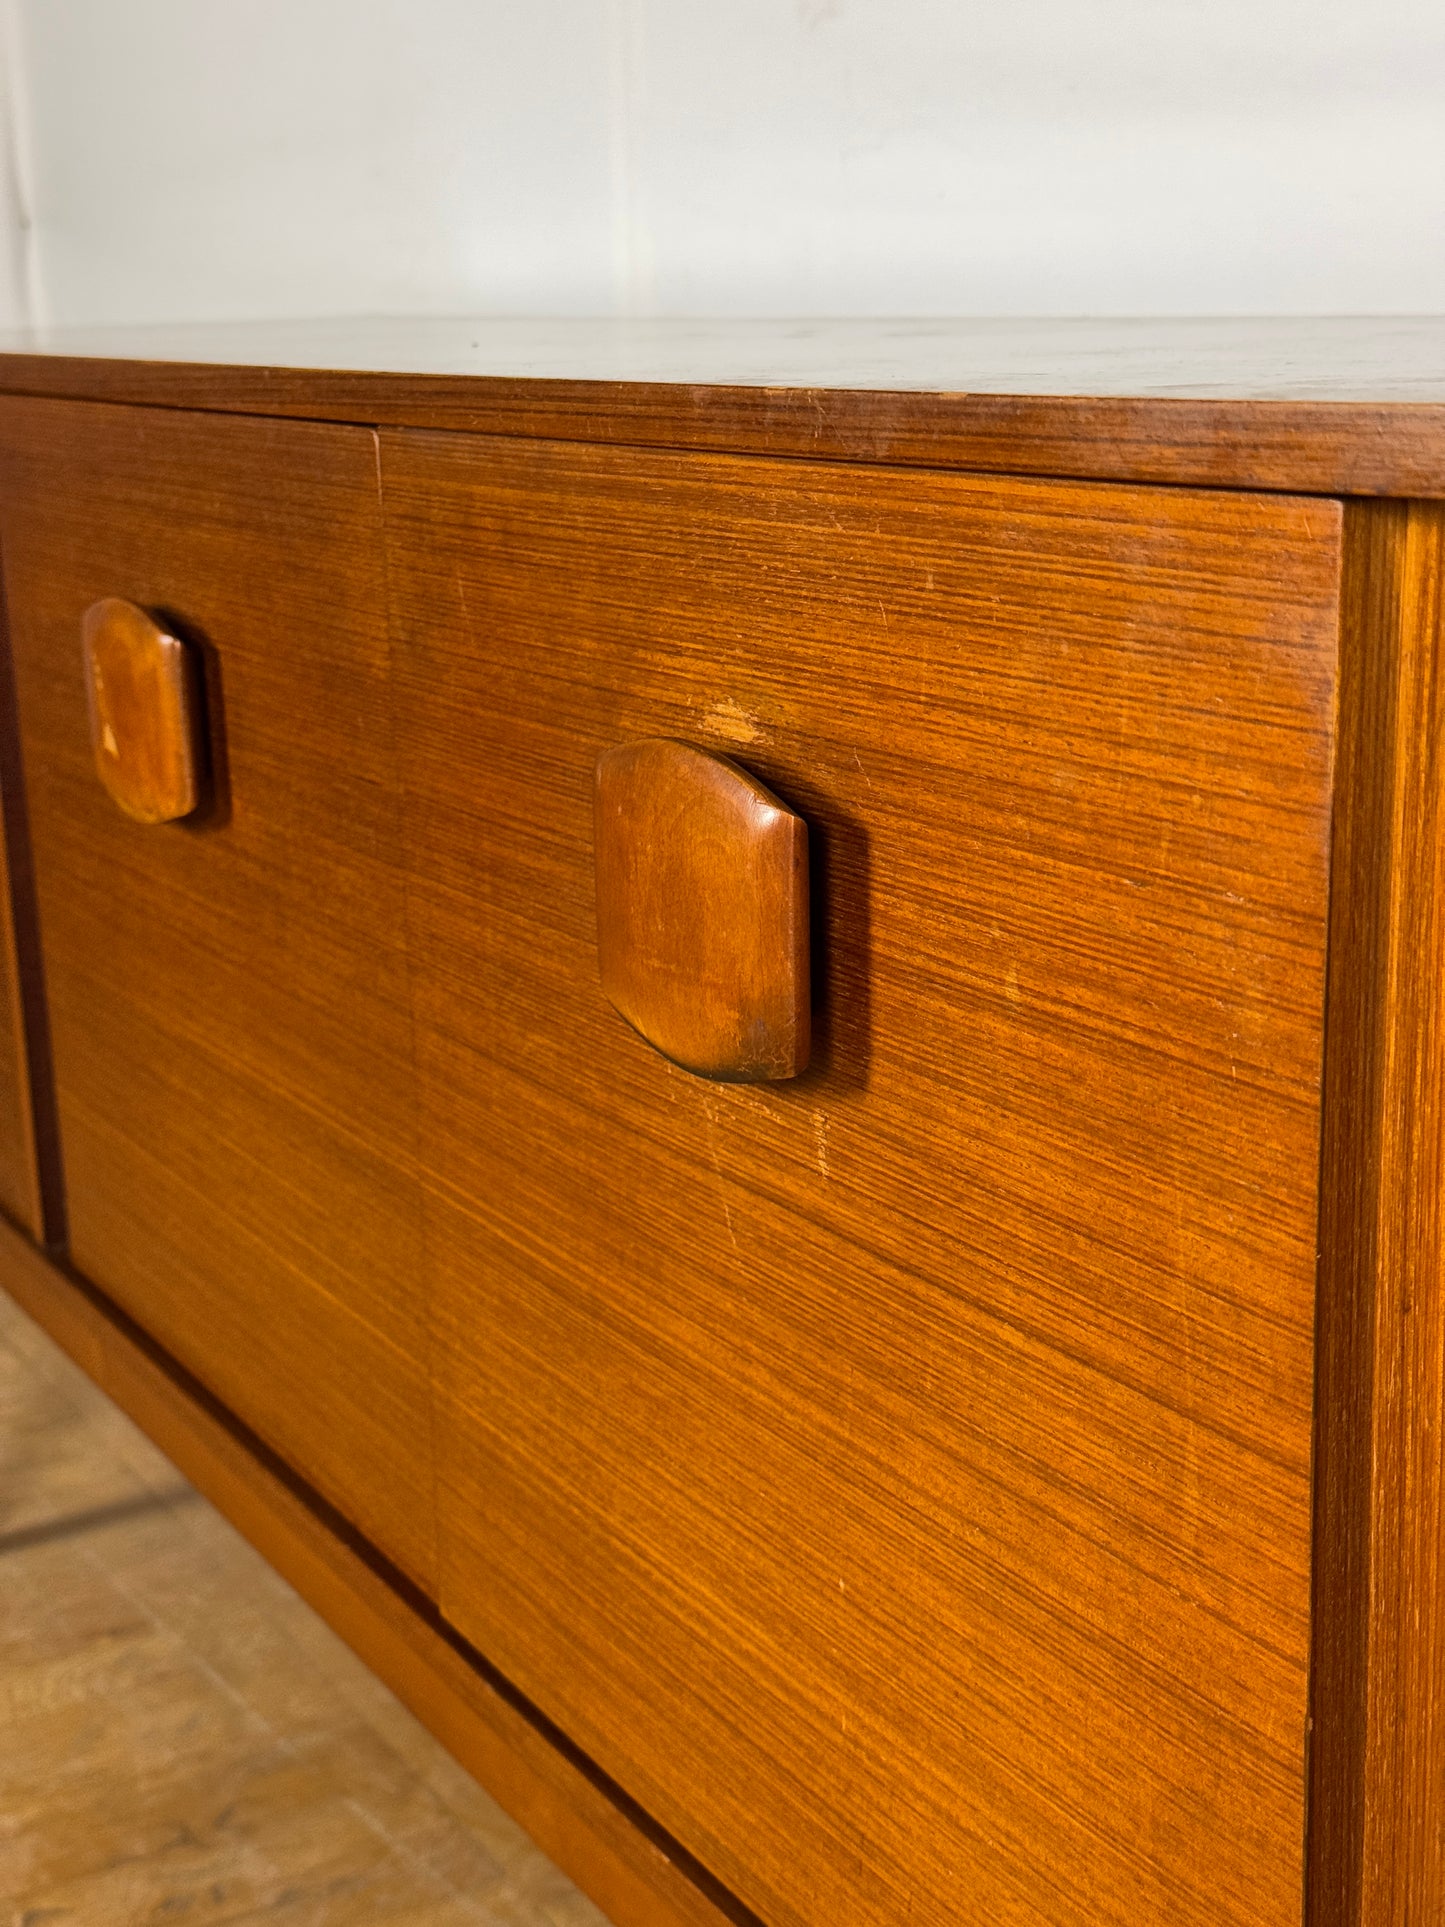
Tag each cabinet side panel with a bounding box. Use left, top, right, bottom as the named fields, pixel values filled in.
left=0, top=795, right=42, bottom=1235
left=1312, top=500, right=1445, bottom=1927
left=0, top=560, right=50, bottom=1240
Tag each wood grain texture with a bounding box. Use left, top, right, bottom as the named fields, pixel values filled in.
left=595, top=739, right=809, bottom=1081
left=383, top=431, right=1343, bottom=1927
left=3, top=316, right=1445, bottom=495
left=0, top=396, right=436, bottom=1589
left=0, top=1215, right=755, bottom=1927
left=1310, top=500, right=1445, bottom=1927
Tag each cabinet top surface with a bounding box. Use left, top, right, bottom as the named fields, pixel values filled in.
left=2, top=315, right=1444, bottom=495
left=0, top=315, right=1442, bottom=396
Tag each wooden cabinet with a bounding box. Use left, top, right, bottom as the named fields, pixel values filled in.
left=0, top=321, right=1440, bottom=1927
left=0, top=397, right=435, bottom=1589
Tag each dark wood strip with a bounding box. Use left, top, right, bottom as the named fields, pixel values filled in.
left=0, top=541, right=63, bottom=1245
left=1310, top=499, right=1445, bottom=1927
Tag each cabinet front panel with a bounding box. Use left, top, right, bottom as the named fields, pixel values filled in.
left=0, top=397, right=434, bottom=1588
left=385, top=432, right=1341, bottom=1927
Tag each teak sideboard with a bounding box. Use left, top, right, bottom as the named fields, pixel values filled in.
left=0, top=317, right=1440, bottom=1927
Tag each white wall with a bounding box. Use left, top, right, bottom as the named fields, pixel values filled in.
left=0, top=0, right=38, bottom=327
left=6, top=0, right=1445, bottom=329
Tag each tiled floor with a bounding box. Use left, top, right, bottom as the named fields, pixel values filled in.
left=0, top=1287, right=610, bottom=1927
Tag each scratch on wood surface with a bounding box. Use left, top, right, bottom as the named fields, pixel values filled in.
left=451, top=561, right=473, bottom=632
left=699, top=695, right=765, bottom=746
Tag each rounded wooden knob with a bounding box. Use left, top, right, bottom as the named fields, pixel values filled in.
left=82, top=598, right=202, bottom=824
left=594, top=738, right=810, bottom=1081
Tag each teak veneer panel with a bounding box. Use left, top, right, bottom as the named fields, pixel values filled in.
left=383, top=432, right=1343, bottom=1927
left=0, top=396, right=436, bottom=1589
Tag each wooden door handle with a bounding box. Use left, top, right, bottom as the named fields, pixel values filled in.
left=82, top=598, right=201, bottom=823
left=594, top=738, right=810, bottom=1081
